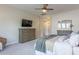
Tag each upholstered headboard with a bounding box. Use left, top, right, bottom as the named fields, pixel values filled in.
left=57, top=30, right=72, bottom=36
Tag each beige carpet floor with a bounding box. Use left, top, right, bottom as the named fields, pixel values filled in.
left=0, top=40, right=36, bottom=55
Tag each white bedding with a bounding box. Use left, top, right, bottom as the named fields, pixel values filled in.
left=35, top=50, right=53, bottom=55
left=35, top=34, right=79, bottom=55
left=45, top=36, right=73, bottom=55
left=46, top=36, right=60, bottom=52
left=53, top=40, right=72, bottom=55
left=35, top=41, right=72, bottom=55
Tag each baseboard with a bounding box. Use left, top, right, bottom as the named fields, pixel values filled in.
left=6, top=41, right=19, bottom=46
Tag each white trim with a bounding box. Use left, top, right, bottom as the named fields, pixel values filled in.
left=6, top=41, right=18, bottom=46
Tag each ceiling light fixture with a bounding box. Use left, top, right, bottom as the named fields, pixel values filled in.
left=42, top=9, right=47, bottom=13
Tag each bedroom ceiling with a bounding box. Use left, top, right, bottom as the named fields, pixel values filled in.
left=8, top=4, right=79, bottom=15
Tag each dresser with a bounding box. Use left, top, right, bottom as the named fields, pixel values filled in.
left=19, top=28, right=36, bottom=43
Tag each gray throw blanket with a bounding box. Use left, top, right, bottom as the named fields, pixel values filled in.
left=35, top=35, right=57, bottom=53
left=35, top=38, right=46, bottom=53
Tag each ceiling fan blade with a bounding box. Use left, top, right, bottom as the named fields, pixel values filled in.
left=47, top=8, right=54, bottom=10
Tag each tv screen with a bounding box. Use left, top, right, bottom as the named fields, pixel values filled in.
left=22, top=19, right=32, bottom=27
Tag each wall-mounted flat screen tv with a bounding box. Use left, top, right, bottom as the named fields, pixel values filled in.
left=22, top=19, right=32, bottom=27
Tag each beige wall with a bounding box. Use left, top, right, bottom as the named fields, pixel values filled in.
left=0, top=5, right=39, bottom=45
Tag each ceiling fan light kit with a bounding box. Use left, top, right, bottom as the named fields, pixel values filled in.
left=42, top=9, right=47, bottom=13
left=35, top=4, right=54, bottom=15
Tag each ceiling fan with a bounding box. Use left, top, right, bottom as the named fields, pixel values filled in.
left=35, top=4, right=54, bottom=15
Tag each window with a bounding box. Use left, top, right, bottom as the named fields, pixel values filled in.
left=58, top=20, right=72, bottom=30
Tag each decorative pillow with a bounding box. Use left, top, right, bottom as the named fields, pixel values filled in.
left=68, top=34, right=79, bottom=47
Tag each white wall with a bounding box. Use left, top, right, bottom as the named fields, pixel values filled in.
left=0, top=5, right=39, bottom=45
left=51, top=9, right=79, bottom=34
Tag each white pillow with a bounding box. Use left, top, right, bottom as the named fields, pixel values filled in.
left=68, top=34, right=79, bottom=47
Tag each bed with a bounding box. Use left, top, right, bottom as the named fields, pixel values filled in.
left=34, top=30, right=79, bottom=55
